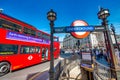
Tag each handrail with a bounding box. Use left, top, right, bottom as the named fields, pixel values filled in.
left=57, top=54, right=80, bottom=80
left=94, top=59, right=110, bottom=69
left=26, top=54, right=80, bottom=80
left=93, top=58, right=112, bottom=80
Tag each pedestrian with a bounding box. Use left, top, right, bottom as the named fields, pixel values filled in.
left=93, top=47, right=100, bottom=60
left=72, top=49, right=75, bottom=55
left=77, top=49, right=82, bottom=59
left=115, top=49, right=120, bottom=66
left=103, top=49, right=108, bottom=61
left=99, top=48, right=103, bottom=59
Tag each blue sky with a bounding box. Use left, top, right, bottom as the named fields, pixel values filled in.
left=0, top=0, right=120, bottom=41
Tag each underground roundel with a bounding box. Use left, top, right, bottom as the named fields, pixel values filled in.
left=70, top=20, right=90, bottom=39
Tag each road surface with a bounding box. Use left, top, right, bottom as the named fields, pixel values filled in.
left=0, top=59, right=60, bottom=80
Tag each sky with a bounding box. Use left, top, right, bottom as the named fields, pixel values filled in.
left=0, top=0, right=120, bottom=41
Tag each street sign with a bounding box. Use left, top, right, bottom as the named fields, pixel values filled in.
left=70, top=20, right=90, bottom=39
left=54, top=26, right=94, bottom=33
left=54, top=27, right=65, bottom=33
left=94, top=26, right=105, bottom=31
left=54, top=26, right=105, bottom=33
left=65, top=26, right=94, bottom=33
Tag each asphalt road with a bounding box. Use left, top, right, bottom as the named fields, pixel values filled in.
left=0, top=59, right=60, bottom=80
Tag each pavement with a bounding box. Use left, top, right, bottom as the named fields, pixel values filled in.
left=68, top=65, right=81, bottom=80
left=27, top=56, right=110, bottom=80
left=26, top=55, right=82, bottom=80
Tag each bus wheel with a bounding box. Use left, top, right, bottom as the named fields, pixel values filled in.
left=0, top=62, right=10, bottom=76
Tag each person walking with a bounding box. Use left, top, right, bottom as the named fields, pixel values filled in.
left=72, top=49, right=75, bottom=55
left=99, top=48, right=103, bottom=59
left=115, top=49, right=120, bottom=66
left=103, top=49, right=108, bottom=61
left=93, top=47, right=100, bottom=60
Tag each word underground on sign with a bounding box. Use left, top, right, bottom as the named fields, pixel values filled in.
left=66, top=26, right=94, bottom=32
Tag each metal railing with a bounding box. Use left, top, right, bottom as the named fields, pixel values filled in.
left=93, top=58, right=112, bottom=80
left=56, top=54, right=81, bottom=80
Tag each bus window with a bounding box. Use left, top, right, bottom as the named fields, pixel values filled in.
left=13, top=24, right=22, bottom=32
left=45, top=48, right=48, bottom=58
left=0, top=19, right=22, bottom=32
left=42, top=48, right=48, bottom=60
left=0, top=19, right=13, bottom=31
left=31, top=30, right=36, bottom=36
left=42, top=34, right=50, bottom=40
left=20, top=46, right=29, bottom=54
left=23, top=27, right=30, bottom=35
left=42, top=48, right=46, bottom=59
left=2, top=23, right=13, bottom=31
left=23, top=27, right=36, bottom=36
left=36, top=47, right=40, bottom=53
left=29, top=47, right=35, bottom=53
left=0, top=44, right=18, bottom=55
left=38, top=32, right=42, bottom=38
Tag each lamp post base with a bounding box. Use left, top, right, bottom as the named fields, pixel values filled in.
left=49, top=68, right=55, bottom=80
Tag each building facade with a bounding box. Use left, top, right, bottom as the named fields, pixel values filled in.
left=63, top=33, right=91, bottom=49
left=62, top=31, right=120, bottom=50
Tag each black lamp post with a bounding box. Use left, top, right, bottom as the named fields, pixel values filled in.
left=110, top=24, right=120, bottom=51
left=77, top=40, right=80, bottom=49
left=97, top=8, right=110, bottom=53
left=47, top=9, right=56, bottom=80
left=97, top=8, right=117, bottom=79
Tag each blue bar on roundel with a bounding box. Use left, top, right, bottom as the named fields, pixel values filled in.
left=65, top=26, right=94, bottom=32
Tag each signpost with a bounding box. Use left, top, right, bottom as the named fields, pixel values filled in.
left=53, top=27, right=65, bottom=33
left=54, top=26, right=105, bottom=33
left=54, top=20, right=105, bottom=39
left=94, top=26, right=105, bottom=31
left=70, top=20, right=90, bottom=39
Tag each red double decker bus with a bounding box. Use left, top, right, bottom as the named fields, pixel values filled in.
left=0, top=13, right=60, bottom=76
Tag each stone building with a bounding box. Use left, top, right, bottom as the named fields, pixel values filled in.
left=62, top=31, right=120, bottom=50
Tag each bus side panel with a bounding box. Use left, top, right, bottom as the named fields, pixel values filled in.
left=54, top=42, right=60, bottom=59
left=0, top=29, right=6, bottom=42
left=0, top=54, right=29, bottom=70
left=0, top=29, right=42, bottom=70
left=27, top=53, right=42, bottom=66
left=0, top=50, right=42, bottom=71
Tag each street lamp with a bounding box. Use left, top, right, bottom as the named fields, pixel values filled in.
left=47, top=9, right=56, bottom=80
left=97, top=8, right=110, bottom=53
left=110, top=24, right=120, bottom=51
left=97, top=8, right=117, bottom=79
